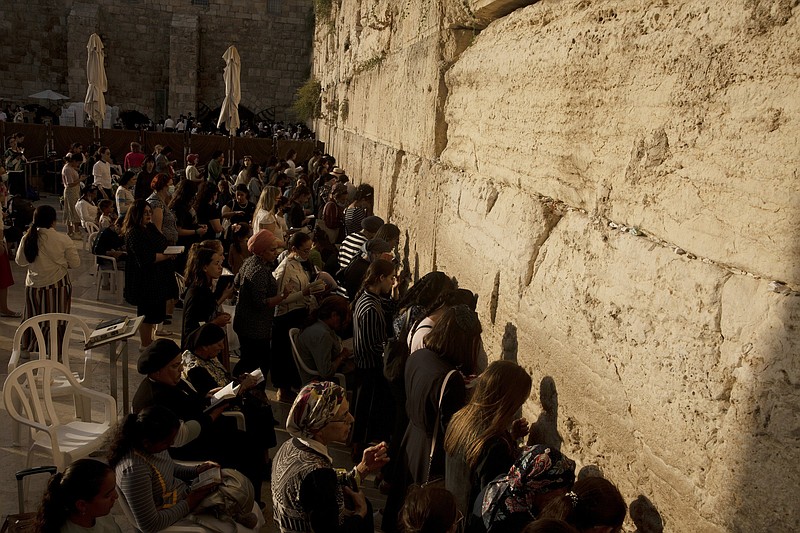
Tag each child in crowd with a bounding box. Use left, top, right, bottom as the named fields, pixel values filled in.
left=36, top=459, right=121, bottom=533
left=97, top=199, right=116, bottom=230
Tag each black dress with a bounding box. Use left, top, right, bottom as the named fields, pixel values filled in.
left=124, top=224, right=175, bottom=323
left=181, top=285, right=217, bottom=346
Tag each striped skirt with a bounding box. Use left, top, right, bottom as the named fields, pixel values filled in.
left=22, top=275, right=72, bottom=353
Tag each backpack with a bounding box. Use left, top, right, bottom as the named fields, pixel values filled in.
left=194, top=468, right=255, bottom=531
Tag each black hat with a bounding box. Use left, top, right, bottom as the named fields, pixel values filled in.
left=361, top=216, right=384, bottom=233
left=137, top=339, right=181, bottom=374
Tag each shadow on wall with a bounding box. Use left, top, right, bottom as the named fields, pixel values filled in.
left=527, top=376, right=563, bottom=451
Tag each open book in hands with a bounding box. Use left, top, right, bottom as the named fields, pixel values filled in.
left=190, top=466, right=222, bottom=490
left=203, top=368, right=264, bottom=413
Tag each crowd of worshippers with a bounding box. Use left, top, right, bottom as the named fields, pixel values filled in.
left=22, top=143, right=629, bottom=533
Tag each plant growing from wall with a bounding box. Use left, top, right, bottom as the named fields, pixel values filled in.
left=340, top=98, right=349, bottom=122
left=292, top=77, right=322, bottom=121
left=354, top=51, right=387, bottom=74
left=314, top=0, right=338, bottom=28
left=326, top=98, right=339, bottom=121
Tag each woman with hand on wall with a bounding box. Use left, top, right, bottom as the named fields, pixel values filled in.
left=444, top=361, right=532, bottom=515
left=351, top=258, right=398, bottom=457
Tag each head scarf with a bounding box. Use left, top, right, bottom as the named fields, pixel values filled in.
left=286, top=381, right=346, bottom=439
left=137, top=339, right=182, bottom=374
left=248, top=229, right=276, bottom=255
left=482, top=445, right=576, bottom=530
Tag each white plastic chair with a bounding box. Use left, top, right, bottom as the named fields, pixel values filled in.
left=8, top=313, right=94, bottom=446
left=83, top=221, right=99, bottom=251
left=288, top=327, right=346, bottom=389
left=3, top=359, right=116, bottom=473
left=88, top=229, right=123, bottom=302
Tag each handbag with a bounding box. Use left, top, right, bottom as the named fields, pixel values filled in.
left=424, top=369, right=458, bottom=486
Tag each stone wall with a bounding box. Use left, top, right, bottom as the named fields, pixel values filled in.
left=1, top=0, right=313, bottom=121
left=313, top=0, right=800, bottom=530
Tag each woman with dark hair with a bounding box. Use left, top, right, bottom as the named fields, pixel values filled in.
left=343, top=183, right=374, bottom=236
left=272, top=231, right=321, bottom=401
left=408, top=288, right=479, bottom=353
left=286, top=184, right=313, bottom=230
left=154, top=145, right=173, bottom=176
left=115, top=170, right=137, bottom=219
left=221, top=183, right=256, bottom=226
left=193, top=181, right=223, bottom=238
left=181, top=323, right=277, bottom=452
left=180, top=244, right=233, bottom=346
left=444, top=361, right=532, bottom=515
left=351, top=258, right=398, bottom=455
left=75, top=185, right=99, bottom=229
left=318, top=183, right=348, bottom=244
left=36, top=459, right=121, bottom=533
left=133, top=155, right=156, bottom=200
left=296, top=295, right=353, bottom=384
left=382, top=305, right=483, bottom=532
left=170, top=179, right=207, bottom=273
left=92, top=146, right=114, bottom=200
left=147, top=173, right=178, bottom=245
left=16, top=205, right=80, bottom=353
left=108, top=406, right=249, bottom=533
left=399, top=485, right=460, bottom=533
left=122, top=199, right=178, bottom=347
left=536, top=477, right=627, bottom=533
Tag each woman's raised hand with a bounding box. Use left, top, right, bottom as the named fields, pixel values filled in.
left=511, top=417, right=529, bottom=441
left=359, top=441, right=390, bottom=474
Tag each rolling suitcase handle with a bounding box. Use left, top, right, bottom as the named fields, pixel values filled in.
left=15, top=466, right=57, bottom=514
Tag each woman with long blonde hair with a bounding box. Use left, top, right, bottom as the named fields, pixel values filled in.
left=444, top=360, right=532, bottom=515
left=252, top=185, right=284, bottom=243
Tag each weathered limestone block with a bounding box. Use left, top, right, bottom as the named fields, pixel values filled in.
left=169, top=14, right=200, bottom=118
left=710, top=276, right=800, bottom=530
left=442, top=0, right=800, bottom=284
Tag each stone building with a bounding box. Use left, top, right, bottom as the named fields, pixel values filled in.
left=0, top=0, right=314, bottom=121
left=312, top=0, right=800, bottom=531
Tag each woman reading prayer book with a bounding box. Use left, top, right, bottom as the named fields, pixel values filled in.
left=131, top=339, right=266, bottom=504
left=181, top=323, right=277, bottom=453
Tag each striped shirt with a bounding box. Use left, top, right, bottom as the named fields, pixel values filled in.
left=337, top=231, right=367, bottom=270
left=353, top=290, right=387, bottom=369
left=343, top=206, right=366, bottom=236
left=115, top=450, right=194, bottom=533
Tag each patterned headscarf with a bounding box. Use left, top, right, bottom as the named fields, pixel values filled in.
left=286, top=381, right=346, bottom=439
left=482, top=445, right=576, bottom=530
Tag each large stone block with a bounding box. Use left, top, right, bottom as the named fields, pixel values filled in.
left=442, top=0, right=800, bottom=284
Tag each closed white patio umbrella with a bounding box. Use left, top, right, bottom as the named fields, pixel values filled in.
left=217, top=45, right=241, bottom=134
left=84, top=33, right=107, bottom=126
